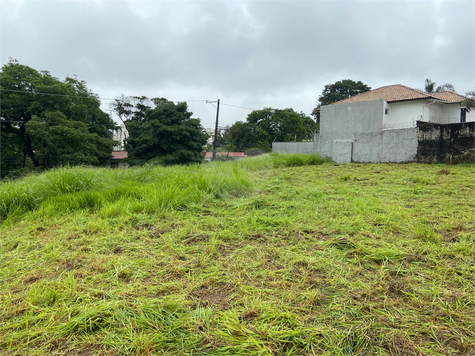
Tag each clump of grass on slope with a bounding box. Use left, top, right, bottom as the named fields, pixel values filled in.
left=238, top=152, right=332, bottom=171
left=0, top=166, right=101, bottom=221
left=1, top=162, right=251, bottom=222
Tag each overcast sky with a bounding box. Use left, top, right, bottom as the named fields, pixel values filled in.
left=1, top=0, right=474, bottom=128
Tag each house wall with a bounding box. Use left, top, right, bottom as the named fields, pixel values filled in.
left=384, top=101, right=424, bottom=127
left=383, top=100, right=464, bottom=128
left=438, top=103, right=463, bottom=124
left=110, top=160, right=129, bottom=169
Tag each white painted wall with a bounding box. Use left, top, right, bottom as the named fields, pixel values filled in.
left=466, top=113, right=475, bottom=122
left=384, top=100, right=464, bottom=127
left=439, top=103, right=463, bottom=124
left=384, top=101, right=424, bottom=127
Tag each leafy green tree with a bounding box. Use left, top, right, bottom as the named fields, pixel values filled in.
left=26, top=112, right=114, bottom=168
left=0, top=59, right=116, bottom=175
left=223, top=108, right=317, bottom=152
left=118, top=97, right=208, bottom=166
left=311, top=105, right=321, bottom=125
left=247, top=108, right=317, bottom=143
left=222, top=121, right=270, bottom=152
left=317, top=79, right=371, bottom=106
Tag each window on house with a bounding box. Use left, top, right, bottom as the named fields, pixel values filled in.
left=461, top=108, right=467, bottom=123
left=385, top=109, right=389, bottom=115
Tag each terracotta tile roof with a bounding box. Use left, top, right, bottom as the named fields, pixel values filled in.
left=331, top=84, right=467, bottom=105
left=112, top=151, right=128, bottom=160
left=204, top=152, right=247, bottom=158
left=429, top=91, right=468, bottom=102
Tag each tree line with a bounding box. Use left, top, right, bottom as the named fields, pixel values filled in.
left=1, top=60, right=473, bottom=178
left=0, top=60, right=116, bottom=178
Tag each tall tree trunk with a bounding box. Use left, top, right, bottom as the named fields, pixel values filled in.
left=20, top=122, right=39, bottom=168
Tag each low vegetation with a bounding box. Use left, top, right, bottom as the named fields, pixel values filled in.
left=1, top=154, right=474, bottom=355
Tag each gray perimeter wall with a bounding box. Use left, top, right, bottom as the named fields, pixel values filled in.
left=273, top=128, right=418, bottom=164
left=272, top=141, right=314, bottom=154
left=352, top=128, right=418, bottom=163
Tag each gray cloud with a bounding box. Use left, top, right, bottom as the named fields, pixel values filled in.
left=1, top=0, right=474, bottom=126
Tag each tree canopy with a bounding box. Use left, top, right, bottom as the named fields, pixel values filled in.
left=0, top=59, right=116, bottom=177
left=222, top=108, right=317, bottom=152
left=26, top=112, right=114, bottom=168
left=221, top=121, right=270, bottom=152
left=113, top=97, right=208, bottom=166
left=317, top=79, right=371, bottom=106
left=424, top=78, right=456, bottom=93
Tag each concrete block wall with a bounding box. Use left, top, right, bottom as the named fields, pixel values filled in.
left=272, top=141, right=314, bottom=154
left=353, top=128, right=417, bottom=163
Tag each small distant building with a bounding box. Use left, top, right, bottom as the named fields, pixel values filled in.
left=111, top=151, right=128, bottom=169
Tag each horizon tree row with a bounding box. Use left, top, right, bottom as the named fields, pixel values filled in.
left=0, top=59, right=117, bottom=178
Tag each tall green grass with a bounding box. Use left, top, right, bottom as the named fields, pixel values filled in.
left=1, top=154, right=329, bottom=222
left=238, top=152, right=332, bottom=171
left=0, top=162, right=252, bottom=222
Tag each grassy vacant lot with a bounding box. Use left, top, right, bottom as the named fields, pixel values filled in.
left=1, top=154, right=474, bottom=356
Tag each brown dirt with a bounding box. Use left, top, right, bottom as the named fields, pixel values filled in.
left=239, top=310, right=259, bottom=321
left=190, top=283, right=235, bottom=308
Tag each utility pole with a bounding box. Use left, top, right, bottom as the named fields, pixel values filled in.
left=212, top=99, right=220, bottom=161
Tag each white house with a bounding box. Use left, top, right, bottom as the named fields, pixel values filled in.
left=330, top=84, right=471, bottom=130
left=273, top=85, right=474, bottom=163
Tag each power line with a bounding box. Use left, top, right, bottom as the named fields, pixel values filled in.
left=0, top=88, right=111, bottom=100
left=1, top=120, right=116, bottom=127
left=0, top=89, right=211, bottom=104
left=0, top=89, right=257, bottom=111
left=221, top=103, right=255, bottom=110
